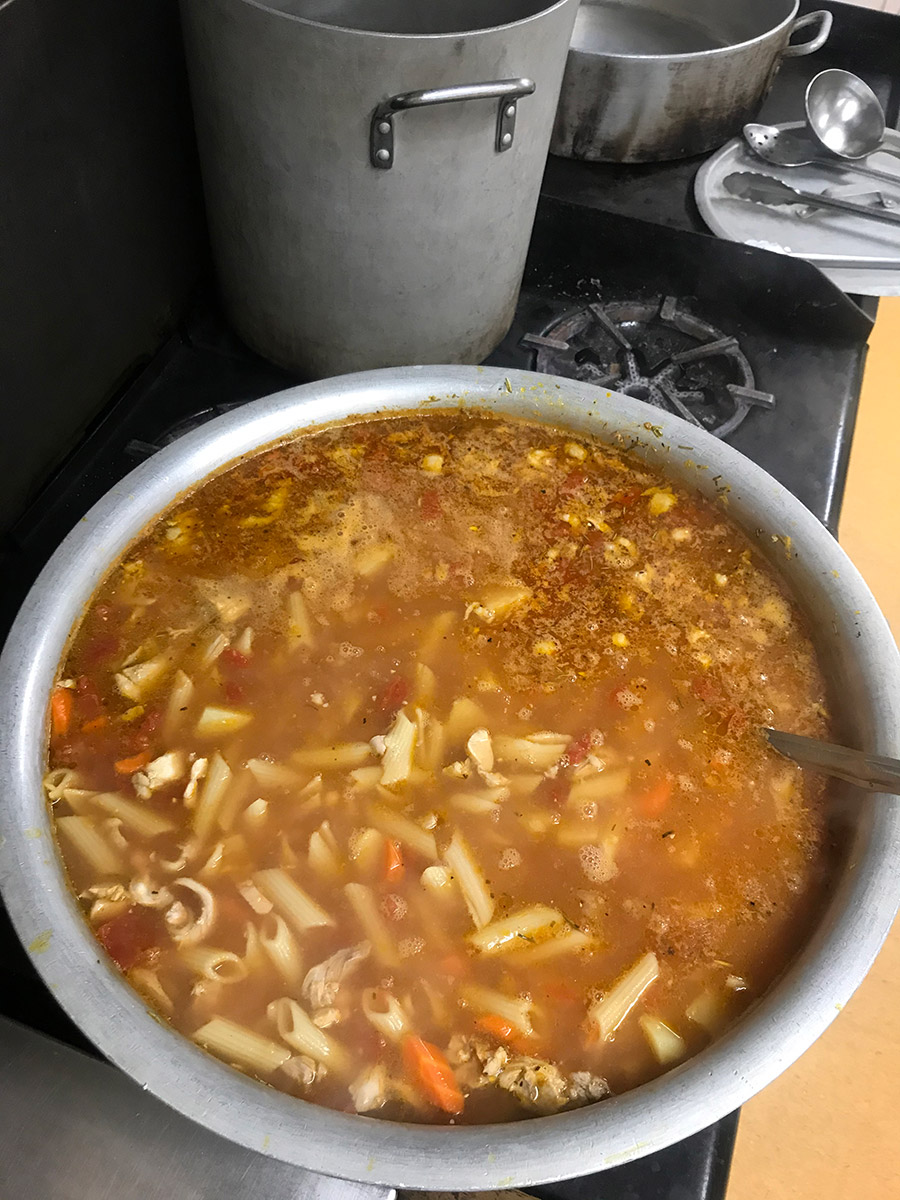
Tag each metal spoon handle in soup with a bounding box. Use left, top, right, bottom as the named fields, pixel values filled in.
left=765, top=728, right=900, bottom=794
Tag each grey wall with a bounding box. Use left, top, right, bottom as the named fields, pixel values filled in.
left=0, top=0, right=204, bottom=532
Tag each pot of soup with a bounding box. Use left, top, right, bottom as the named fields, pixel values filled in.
left=0, top=365, right=898, bottom=1192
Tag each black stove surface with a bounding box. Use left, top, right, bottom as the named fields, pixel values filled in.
left=1, top=1, right=895, bottom=1195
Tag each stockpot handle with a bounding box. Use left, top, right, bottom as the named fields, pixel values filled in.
left=370, top=78, right=536, bottom=169
left=782, top=10, right=833, bottom=57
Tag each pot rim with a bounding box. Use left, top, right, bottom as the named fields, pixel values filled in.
left=1, top=364, right=899, bottom=1192
left=568, top=0, right=800, bottom=64
left=238, top=0, right=576, bottom=41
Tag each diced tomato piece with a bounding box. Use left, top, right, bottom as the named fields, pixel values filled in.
left=420, top=488, right=442, bottom=521
left=612, top=486, right=642, bottom=507
left=96, top=907, right=160, bottom=971
left=563, top=731, right=593, bottom=768
left=221, top=647, right=249, bottom=668
left=83, top=633, right=119, bottom=666
left=378, top=676, right=410, bottom=712
left=692, top=676, right=723, bottom=705
left=224, top=680, right=245, bottom=704
left=641, top=778, right=673, bottom=817
left=560, top=469, right=590, bottom=496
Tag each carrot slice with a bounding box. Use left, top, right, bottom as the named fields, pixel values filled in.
left=81, top=715, right=109, bottom=734
left=475, top=1013, right=532, bottom=1053
left=384, top=839, right=404, bottom=883
left=114, top=750, right=152, bottom=775
left=642, top=778, right=672, bottom=817
left=402, top=1035, right=464, bottom=1115
left=50, top=687, right=73, bottom=736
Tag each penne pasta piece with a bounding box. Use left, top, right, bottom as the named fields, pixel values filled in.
left=685, top=988, right=727, bottom=1034
left=199, top=631, right=230, bottom=668
left=420, top=864, right=454, bottom=894
left=308, top=821, right=343, bottom=879
left=195, top=705, right=252, bottom=737
left=444, top=697, right=488, bottom=746
left=216, top=768, right=253, bottom=834
left=193, top=1017, right=290, bottom=1074
left=493, top=734, right=570, bottom=773
left=509, top=927, right=595, bottom=965
left=246, top=758, right=302, bottom=789
left=413, top=663, right=436, bottom=709
left=361, top=989, right=411, bottom=1043
left=348, top=766, right=382, bottom=792
left=380, top=710, right=417, bottom=787
left=252, top=867, right=334, bottom=933
left=287, top=590, right=315, bottom=648
left=268, top=997, right=348, bottom=1069
left=367, top=805, right=437, bottom=861
left=344, top=881, right=399, bottom=966
left=588, top=952, right=660, bottom=1041
left=129, top=967, right=173, bottom=1015
left=467, top=905, right=567, bottom=955
left=292, top=743, right=372, bottom=771
left=443, top=830, right=494, bottom=929
left=91, top=792, right=175, bottom=838
left=347, top=827, right=385, bottom=877
left=568, top=767, right=631, bottom=806
left=259, top=913, right=303, bottom=985
left=179, top=943, right=248, bottom=984
left=56, top=815, right=124, bottom=876
left=460, top=983, right=535, bottom=1036
left=416, top=609, right=458, bottom=664
left=192, top=753, right=232, bottom=841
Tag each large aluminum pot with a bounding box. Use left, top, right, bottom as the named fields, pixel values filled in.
left=1, top=366, right=899, bottom=1192
left=180, top=0, right=579, bottom=375
left=551, top=0, right=832, bottom=163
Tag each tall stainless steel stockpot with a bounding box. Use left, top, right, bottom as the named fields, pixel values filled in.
left=180, top=1, right=579, bottom=374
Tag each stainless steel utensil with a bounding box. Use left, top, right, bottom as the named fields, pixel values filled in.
left=743, top=122, right=900, bottom=186
left=724, top=170, right=900, bottom=226
left=551, top=0, right=832, bottom=163
left=1, top=365, right=899, bottom=1191
left=805, top=69, right=899, bottom=162
left=766, top=728, right=900, bottom=794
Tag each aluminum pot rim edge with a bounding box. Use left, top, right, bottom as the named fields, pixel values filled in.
left=567, top=0, right=801, bottom=64
left=237, top=0, right=576, bottom=42
left=0, top=363, right=898, bottom=1192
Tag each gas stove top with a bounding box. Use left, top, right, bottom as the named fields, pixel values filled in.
left=0, top=2, right=896, bottom=1197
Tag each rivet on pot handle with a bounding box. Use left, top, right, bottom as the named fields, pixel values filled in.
left=370, top=78, right=536, bottom=169
left=782, top=10, right=833, bottom=57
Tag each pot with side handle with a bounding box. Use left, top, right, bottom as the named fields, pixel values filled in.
left=551, top=0, right=832, bottom=163
left=179, top=0, right=579, bottom=375
left=0, top=365, right=899, bottom=1191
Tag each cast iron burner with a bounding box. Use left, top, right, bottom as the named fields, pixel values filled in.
left=522, top=296, right=776, bottom=439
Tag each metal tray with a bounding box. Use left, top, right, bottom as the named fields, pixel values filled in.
left=695, top=121, right=900, bottom=296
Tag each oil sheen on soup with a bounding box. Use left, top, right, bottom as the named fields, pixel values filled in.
left=45, top=412, right=833, bottom=1124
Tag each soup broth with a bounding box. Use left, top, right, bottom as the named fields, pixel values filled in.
left=45, top=412, right=833, bottom=1124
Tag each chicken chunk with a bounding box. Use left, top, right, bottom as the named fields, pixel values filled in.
left=447, top=1035, right=610, bottom=1113
left=301, top=942, right=370, bottom=1010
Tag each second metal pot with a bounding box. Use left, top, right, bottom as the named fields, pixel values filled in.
left=180, top=0, right=579, bottom=376
left=551, top=0, right=832, bottom=163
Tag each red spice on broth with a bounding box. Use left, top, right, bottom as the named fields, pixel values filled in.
left=44, top=412, right=834, bottom=1124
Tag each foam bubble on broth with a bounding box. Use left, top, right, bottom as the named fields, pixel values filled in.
left=44, top=412, right=836, bottom=1125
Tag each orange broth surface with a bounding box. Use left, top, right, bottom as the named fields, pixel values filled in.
left=45, top=412, right=833, bottom=1124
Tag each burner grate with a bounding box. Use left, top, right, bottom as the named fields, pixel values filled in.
left=522, top=296, right=775, bottom=439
